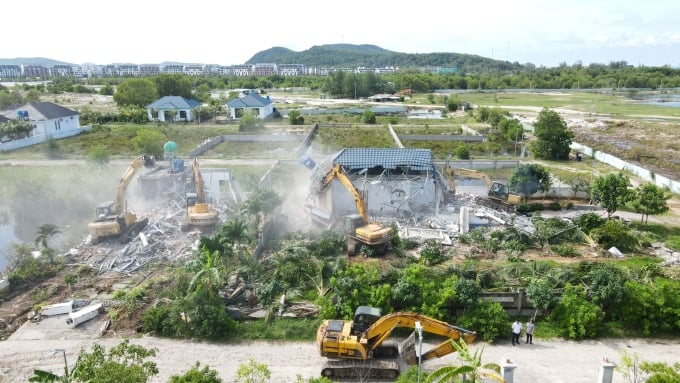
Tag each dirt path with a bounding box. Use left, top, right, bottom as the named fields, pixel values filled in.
left=0, top=333, right=678, bottom=383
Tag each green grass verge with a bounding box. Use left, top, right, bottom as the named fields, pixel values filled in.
left=233, top=317, right=322, bottom=341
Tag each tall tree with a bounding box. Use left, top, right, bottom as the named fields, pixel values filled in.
left=631, top=183, right=671, bottom=224
left=508, top=163, right=551, bottom=202
left=113, top=78, right=158, bottom=107
left=591, top=172, right=633, bottom=218
left=529, top=108, right=574, bottom=160
left=153, top=74, right=193, bottom=98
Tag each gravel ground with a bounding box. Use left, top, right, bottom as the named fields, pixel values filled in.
left=1, top=317, right=679, bottom=383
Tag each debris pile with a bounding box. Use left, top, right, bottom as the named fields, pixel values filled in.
left=72, top=200, right=204, bottom=276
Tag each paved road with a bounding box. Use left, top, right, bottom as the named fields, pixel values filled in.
left=1, top=318, right=679, bottom=383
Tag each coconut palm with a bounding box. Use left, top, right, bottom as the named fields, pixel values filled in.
left=34, top=224, right=61, bottom=263
left=426, top=338, right=504, bottom=383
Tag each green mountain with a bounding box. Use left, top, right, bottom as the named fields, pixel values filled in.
left=246, top=44, right=522, bottom=73
left=0, top=57, right=73, bottom=66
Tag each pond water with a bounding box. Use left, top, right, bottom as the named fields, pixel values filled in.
left=632, top=93, right=680, bottom=108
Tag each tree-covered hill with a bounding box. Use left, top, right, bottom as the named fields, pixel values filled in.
left=246, top=44, right=523, bottom=74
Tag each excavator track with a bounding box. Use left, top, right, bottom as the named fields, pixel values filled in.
left=321, top=359, right=400, bottom=380
left=475, top=196, right=515, bottom=213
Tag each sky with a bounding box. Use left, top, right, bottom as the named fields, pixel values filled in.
left=4, top=0, right=680, bottom=68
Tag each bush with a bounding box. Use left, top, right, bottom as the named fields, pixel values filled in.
left=457, top=300, right=509, bottom=343
left=591, top=219, right=639, bottom=253
left=455, top=145, right=470, bottom=159
left=551, top=244, right=579, bottom=257
left=547, top=201, right=562, bottom=211
left=362, top=110, right=376, bottom=124
left=574, top=212, right=606, bottom=234
left=549, top=284, right=604, bottom=339
left=419, top=241, right=446, bottom=266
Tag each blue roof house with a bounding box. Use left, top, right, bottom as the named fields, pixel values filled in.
left=225, top=93, right=274, bottom=119
left=146, top=96, right=202, bottom=122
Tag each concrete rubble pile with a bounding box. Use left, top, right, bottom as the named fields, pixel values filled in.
left=74, top=201, right=203, bottom=276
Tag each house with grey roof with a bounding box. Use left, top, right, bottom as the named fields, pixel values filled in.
left=146, top=96, right=202, bottom=122
left=0, top=102, right=84, bottom=151
left=310, top=148, right=445, bottom=224
left=225, top=93, right=274, bottom=119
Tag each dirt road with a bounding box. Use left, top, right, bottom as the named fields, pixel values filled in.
left=1, top=325, right=678, bottom=383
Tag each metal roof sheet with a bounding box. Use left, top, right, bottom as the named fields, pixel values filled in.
left=146, top=96, right=202, bottom=109
left=226, top=93, right=272, bottom=108
left=332, top=148, right=435, bottom=171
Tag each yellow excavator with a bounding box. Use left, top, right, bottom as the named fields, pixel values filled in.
left=185, top=157, right=219, bottom=230
left=88, top=155, right=156, bottom=243
left=319, top=164, right=393, bottom=255
left=444, top=164, right=520, bottom=212
left=317, top=306, right=477, bottom=379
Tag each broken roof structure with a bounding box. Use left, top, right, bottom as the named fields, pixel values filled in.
left=331, top=148, right=436, bottom=172
left=310, top=148, right=445, bottom=226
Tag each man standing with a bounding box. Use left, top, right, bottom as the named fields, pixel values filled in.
left=511, top=319, right=522, bottom=346
left=526, top=319, right=535, bottom=344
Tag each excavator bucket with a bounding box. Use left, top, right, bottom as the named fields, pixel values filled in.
left=400, top=331, right=418, bottom=365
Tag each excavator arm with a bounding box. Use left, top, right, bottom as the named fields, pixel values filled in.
left=192, top=157, right=206, bottom=203
left=321, top=164, right=369, bottom=225
left=114, top=155, right=155, bottom=214
left=363, top=312, right=476, bottom=364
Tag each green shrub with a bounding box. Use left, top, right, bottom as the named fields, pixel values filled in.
left=551, top=244, right=579, bottom=257
left=591, top=219, right=639, bottom=253
left=549, top=284, right=604, bottom=339
left=548, top=201, right=562, bottom=211
left=458, top=300, right=509, bottom=343
left=419, top=241, right=446, bottom=266
left=574, top=212, right=606, bottom=234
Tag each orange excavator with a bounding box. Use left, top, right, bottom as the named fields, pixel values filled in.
left=317, top=306, right=477, bottom=379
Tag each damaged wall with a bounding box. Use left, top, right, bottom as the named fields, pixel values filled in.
left=326, top=171, right=442, bottom=221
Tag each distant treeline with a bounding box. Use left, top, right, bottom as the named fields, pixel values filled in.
left=2, top=62, right=679, bottom=105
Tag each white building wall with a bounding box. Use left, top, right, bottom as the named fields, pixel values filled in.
left=329, top=174, right=439, bottom=219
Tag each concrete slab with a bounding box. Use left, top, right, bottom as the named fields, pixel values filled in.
left=9, top=314, right=108, bottom=341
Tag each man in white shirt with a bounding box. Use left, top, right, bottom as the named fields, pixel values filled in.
left=511, top=320, right=522, bottom=345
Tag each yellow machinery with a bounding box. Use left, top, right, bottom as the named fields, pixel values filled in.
left=185, top=157, right=219, bottom=229
left=88, top=155, right=156, bottom=242
left=477, top=181, right=522, bottom=212
left=444, top=164, right=520, bottom=212
left=320, top=164, right=393, bottom=255
left=316, top=306, right=477, bottom=379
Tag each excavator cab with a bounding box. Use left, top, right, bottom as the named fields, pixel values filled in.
left=186, top=192, right=198, bottom=208
left=343, top=214, right=364, bottom=237
left=488, top=181, right=510, bottom=199
left=94, top=201, right=116, bottom=220
left=351, top=306, right=382, bottom=335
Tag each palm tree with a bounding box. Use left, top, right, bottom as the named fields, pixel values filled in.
left=34, top=224, right=61, bottom=263
left=221, top=216, right=250, bottom=250
left=426, top=338, right=504, bottom=383
left=187, top=247, right=225, bottom=295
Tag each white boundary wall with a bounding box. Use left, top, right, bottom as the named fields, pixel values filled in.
left=571, top=142, right=680, bottom=195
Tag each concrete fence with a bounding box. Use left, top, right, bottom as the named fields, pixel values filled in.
left=571, top=142, right=680, bottom=194
left=0, top=126, right=91, bottom=152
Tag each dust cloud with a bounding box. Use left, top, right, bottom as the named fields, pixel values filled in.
left=0, top=162, right=141, bottom=272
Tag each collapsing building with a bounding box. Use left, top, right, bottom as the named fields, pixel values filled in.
left=309, top=148, right=449, bottom=226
